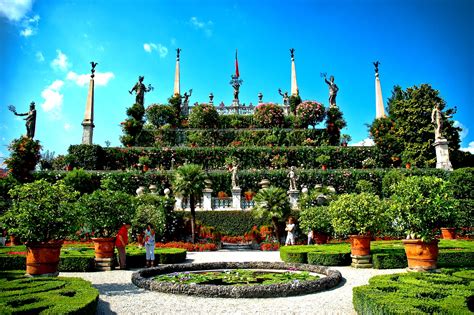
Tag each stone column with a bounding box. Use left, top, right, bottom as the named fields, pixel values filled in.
left=288, top=189, right=299, bottom=210
left=433, top=138, right=453, bottom=171
left=173, top=51, right=180, bottom=96
left=81, top=78, right=95, bottom=144
left=232, top=188, right=242, bottom=210
left=375, top=72, right=385, bottom=119
left=291, top=56, right=299, bottom=96
left=202, top=188, right=213, bottom=211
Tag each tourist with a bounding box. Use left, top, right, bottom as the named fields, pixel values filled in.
left=144, top=223, right=156, bottom=268
left=285, top=217, right=296, bottom=246
left=307, top=229, right=314, bottom=245
left=116, top=223, right=131, bottom=270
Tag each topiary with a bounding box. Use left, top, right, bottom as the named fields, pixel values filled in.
left=63, top=168, right=94, bottom=194
left=188, top=103, right=219, bottom=129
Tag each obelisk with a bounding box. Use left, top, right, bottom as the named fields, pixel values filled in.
left=81, top=62, right=97, bottom=145
left=374, top=61, right=385, bottom=119
left=173, top=48, right=181, bottom=96
left=290, top=48, right=299, bottom=96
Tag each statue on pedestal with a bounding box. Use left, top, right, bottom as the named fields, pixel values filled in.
left=288, top=166, right=298, bottom=191
left=431, top=103, right=447, bottom=140
left=278, top=89, right=289, bottom=106
left=90, top=61, right=98, bottom=78
left=129, top=76, right=153, bottom=106
left=181, top=89, right=193, bottom=104
left=258, top=92, right=263, bottom=103
left=290, top=48, right=295, bottom=59
left=230, top=75, right=243, bottom=102
left=230, top=161, right=239, bottom=189
left=323, top=74, right=339, bottom=107
left=373, top=61, right=380, bottom=75
left=9, top=102, right=37, bottom=138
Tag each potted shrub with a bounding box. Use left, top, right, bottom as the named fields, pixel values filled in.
left=76, top=190, right=134, bottom=259
left=138, top=156, right=151, bottom=172
left=328, top=192, right=386, bottom=257
left=0, top=180, right=79, bottom=275
left=315, top=155, right=330, bottom=170
left=390, top=176, right=458, bottom=271
left=244, top=189, right=255, bottom=201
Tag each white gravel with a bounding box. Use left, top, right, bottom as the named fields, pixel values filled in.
left=61, top=250, right=406, bottom=315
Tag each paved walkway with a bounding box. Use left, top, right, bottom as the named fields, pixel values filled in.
left=62, top=250, right=406, bottom=315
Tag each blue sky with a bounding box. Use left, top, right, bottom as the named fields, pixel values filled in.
left=1, top=0, right=473, bottom=163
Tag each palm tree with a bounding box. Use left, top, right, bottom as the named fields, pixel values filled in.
left=252, top=186, right=291, bottom=243
left=172, top=164, right=206, bottom=243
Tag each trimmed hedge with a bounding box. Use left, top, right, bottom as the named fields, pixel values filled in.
left=280, top=243, right=350, bottom=265
left=68, top=144, right=106, bottom=170
left=353, top=269, right=474, bottom=314
left=0, top=270, right=99, bottom=314
left=124, top=247, right=187, bottom=268
left=193, top=211, right=269, bottom=236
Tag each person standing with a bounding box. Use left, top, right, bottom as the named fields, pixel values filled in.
left=116, top=223, right=131, bottom=270
left=144, top=223, right=156, bottom=268
left=285, top=217, right=296, bottom=246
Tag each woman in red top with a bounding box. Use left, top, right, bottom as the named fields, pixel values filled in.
left=116, top=223, right=131, bottom=269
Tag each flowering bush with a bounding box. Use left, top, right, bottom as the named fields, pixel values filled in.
left=296, top=101, right=326, bottom=128
left=188, top=103, right=219, bottom=128
left=155, top=241, right=218, bottom=251
left=5, top=137, right=41, bottom=182
left=146, top=104, right=177, bottom=127
left=260, top=242, right=280, bottom=251
left=254, top=103, right=284, bottom=128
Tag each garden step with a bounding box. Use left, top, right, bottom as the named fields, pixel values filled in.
left=221, top=243, right=253, bottom=250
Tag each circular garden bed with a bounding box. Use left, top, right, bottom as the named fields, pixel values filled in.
left=132, top=261, right=342, bottom=298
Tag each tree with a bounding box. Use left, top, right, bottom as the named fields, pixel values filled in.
left=5, top=137, right=41, bottom=182
left=370, top=84, right=461, bottom=167
left=326, top=107, right=347, bottom=146
left=289, top=95, right=302, bottom=115
left=252, top=186, right=291, bottom=243
left=172, top=164, right=206, bottom=243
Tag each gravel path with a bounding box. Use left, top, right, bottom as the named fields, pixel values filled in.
left=61, top=250, right=406, bottom=315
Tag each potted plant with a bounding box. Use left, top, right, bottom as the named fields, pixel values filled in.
left=390, top=176, right=458, bottom=271
left=315, top=155, right=330, bottom=170
left=76, top=190, right=134, bottom=259
left=0, top=180, right=79, bottom=275
left=244, top=189, right=255, bottom=201
left=138, top=156, right=151, bottom=172
left=328, top=192, right=386, bottom=257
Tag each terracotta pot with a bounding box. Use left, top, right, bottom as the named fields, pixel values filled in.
left=314, top=232, right=329, bottom=244
left=25, top=240, right=63, bottom=275
left=92, top=237, right=116, bottom=259
left=440, top=228, right=456, bottom=240
left=403, top=239, right=439, bottom=271
left=405, top=163, right=411, bottom=169
left=244, top=192, right=254, bottom=201
left=349, top=234, right=371, bottom=256
left=143, top=165, right=149, bottom=172
left=10, top=235, right=21, bottom=246
left=322, top=165, right=327, bottom=171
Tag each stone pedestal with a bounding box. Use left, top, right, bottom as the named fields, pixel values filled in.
left=375, top=73, right=385, bottom=118
left=232, top=100, right=240, bottom=114
left=95, top=257, right=114, bottom=271
left=433, top=138, right=453, bottom=171
left=232, top=187, right=242, bottom=210
left=351, top=255, right=372, bottom=268
left=202, top=188, right=213, bottom=211
left=283, top=105, right=290, bottom=116
left=288, top=189, right=299, bottom=209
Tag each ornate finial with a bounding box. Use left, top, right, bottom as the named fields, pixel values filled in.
left=90, top=61, right=98, bottom=79
left=176, top=48, right=181, bottom=60
left=373, top=61, right=380, bottom=75
left=209, top=92, right=214, bottom=104
left=290, top=48, right=295, bottom=59
left=258, top=92, right=263, bottom=103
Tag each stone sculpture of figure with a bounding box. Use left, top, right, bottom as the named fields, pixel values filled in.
left=258, top=92, right=263, bottom=103
left=230, top=161, right=239, bottom=189
left=181, top=89, right=193, bottom=104
left=288, top=166, right=298, bottom=191
left=324, top=74, right=339, bottom=107
left=90, top=61, right=98, bottom=78
left=176, top=48, right=181, bottom=59
left=232, top=80, right=240, bottom=100
left=431, top=103, right=445, bottom=140
left=209, top=93, right=214, bottom=104
left=290, top=48, right=295, bottom=59
left=278, top=89, right=289, bottom=106
left=129, top=76, right=153, bottom=106
left=373, top=61, right=380, bottom=74
left=9, top=102, right=37, bottom=138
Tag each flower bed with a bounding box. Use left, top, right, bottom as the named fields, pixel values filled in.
left=155, top=242, right=218, bottom=252
left=0, top=270, right=98, bottom=314
left=353, top=269, right=474, bottom=314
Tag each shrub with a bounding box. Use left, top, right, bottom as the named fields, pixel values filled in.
left=188, top=103, right=219, bottom=128
left=326, top=107, right=346, bottom=146
left=76, top=190, right=134, bottom=238
left=289, top=95, right=302, bottom=115
left=449, top=168, right=474, bottom=199
left=132, top=194, right=175, bottom=241
left=296, top=101, right=326, bottom=128
left=63, top=168, right=95, bottom=194
left=254, top=103, right=284, bottom=128
left=67, top=144, right=105, bottom=170
left=381, top=169, right=405, bottom=197
left=5, top=137, right=41, bottom=182
left=194, top=211, right=268, bottom=236
left=299, top=206, right=333, bottom=235
left=355, top=179, right=376, bottom=194
left=1, top=180, right=79, bottom=243
left=146, top=104, right=177, bottom=127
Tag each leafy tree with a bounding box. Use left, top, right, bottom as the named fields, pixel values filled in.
left=252, top=186, right=291, bottom=243
left=370, top=84, right=461, bottom=167
left=188, top=103, right=219, bottom=128
left=120, top=103, right=145, bottom=147
left=168, top=95, right=182, bottom=122
left=172, top=164, right=206, bottom=243
left=5, top=137, right=41, bottom=182
left=369, top=117, right=402, bottom=166
left=289, top=95, right=302, bottom=115
left=326, top=107, right=347, bottom=146
left=296, top=101, right=326, bottom=128
left=146, top=104, right=177, bottom=128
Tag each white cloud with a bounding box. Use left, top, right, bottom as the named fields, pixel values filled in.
left=19, top=14, right=39, bottom=37
left=40, top=80, right=64, bottom=119
left=143, top=42, right=168, bottom=58
left=51, top=50, right=70, bottom=71
left=170, top=38, right=177, bottom=46
left=35, top=51, right=44, bottom=62
left=350, top=138, right=375, bottom=146
left=64, top=123, right=71, bottom=131
left=20, top=27, right=32, bottom=37
left=454, top=120, right=468, bottom=141
left=460, top=141, right=474, bottom=154
left=0, top=0, right=33, bottom=21
left=67, top=71, right=115, bottom=86
left=190, top=16, right=213, bottom=37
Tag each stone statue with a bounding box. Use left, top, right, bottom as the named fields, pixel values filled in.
left=288, top=166, right=298, bottom=191
left=373, top=61, right=380, bottom=74
left=323, top=74, right=339, bottom=107
left=431, top=103, right=447, bottom=140
left=129, top=76, right=153, bottom=106
left=230, top=75, right=242, bottom=101
left=278, top=89, right=289, bottom=106
left=90, top=61, right=98, bottom=78
left=290, top=48, right=295, bottom=59
left=9, top=102, right=37, bottom=138
left=258, top=92, right=263, bottom=103
left=176, top=48, right=181, bottom=59
left=209, top=93, right=214, bottom=104
left=230, top=161, right=239, bottom=189
left=181, top=89, right=193, bottom=104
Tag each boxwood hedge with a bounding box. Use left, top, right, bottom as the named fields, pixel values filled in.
left=353, top=269, right=474, bottom=314
left=0, top=270, right=99, bottom=314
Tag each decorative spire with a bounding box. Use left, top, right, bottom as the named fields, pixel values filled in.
left=82, top=62, right=96, bottom=144
left=290, top=48, right=298, bottom=96
left=374, top=61, right=385, bottom=118
left=174, top=48, right=181, bottom=96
